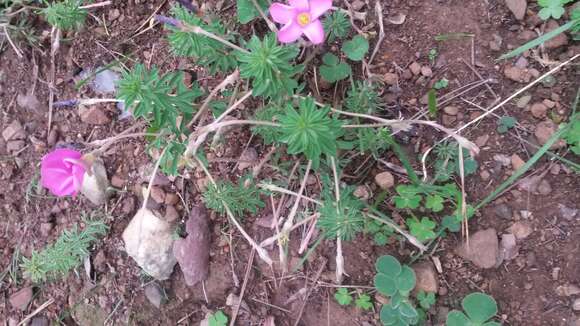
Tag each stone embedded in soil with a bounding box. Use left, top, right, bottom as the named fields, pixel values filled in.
left=556, top=284, right=580, bottom=297
left=409, top=62, right=422, bottom=75
left=412, top=262, right=439, bottom=293
left=455, top=228, right=499, bottom=269
left=165, top=193, right=179, bottom=205
left=530, top=102, right=548, bottom=119
left=79, top=106, right=111, bottom=125
left=122, top=208, right=177, bottom=280
left=443, top=106, right=458, bottom=116
left=499, top=233, right=518, bottom=262
left=144, top=283, right=164, bottom=308
left=80, top=157, right=110, bottom=206
left=9, top=286, right=33, bottom=311
left=16, top=93, right=41, bottom=112
left=111, top=174, right=126, bottom=188
left=47, top=128, right=59, bottom=147
left=480, top=170, right=491, bottom=180
left=573, top=298, right=580, bottom=311
left=374, top=171, right=395, bottom=190
left=238, top=147, right=258, bottom=171
left=384, top=72, right=398, bottom=85
left=475, top=134, right=489, bottom=147
left=30, top=317, right=49, bottom=326
left=559, top=204, right=578, bottom=221
left=71, top=303, right=107, bottom=326
left=6, top=140, right=25, bottom=153
left=164, top=205, right=180, bottom=222
left=545, top=20, right=569, bottom=49
left=503, top=66, right=533, bottom=83
left=505, top=0, right=527, bottom=20
left=173, top=206, right=210, bottom=286
left=534, top=121, right=567, bottom=149
left=494, top=203, right=513, bottom=220
left=536, top=179, right=552, bottom=195
left=2, top=120, right=26, bottom=142
left=507, top=221, right=533, bottom=239
left=511, top=154, right=525, bottom=170
left=515, top=56, right=528, bottom=69
left=150, top=186, right=166, bottom=204
left=353, top=185, right=370, bottom=201
left=516, top=95, right=532, bottom=108
left=420, top=66, right=432, bottom=77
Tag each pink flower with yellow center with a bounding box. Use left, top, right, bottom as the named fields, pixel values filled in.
left=270, top=0, right=332, bottom=44
left=40, top=149, right=87, bottom=197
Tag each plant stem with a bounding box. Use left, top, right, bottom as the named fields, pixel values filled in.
left=188, top=70, right=240, bottom=128
left=331, top=157, right=345, bottom=284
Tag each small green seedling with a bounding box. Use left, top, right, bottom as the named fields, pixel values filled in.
left=425, top=194, right=444, bottom=212
left=446, top=292, right=500, bottom=326
left=365, top=219, right=395, bottom=246
left=374, top=255, right=419, bottom=325
left=428, top=48, right=438, bottom=65
left=428, top=89, right=438, bottom=118
left=563, top=114, right=580, bottom=155
left=324, top=10, right=351, bottom=42
left=417, top=291, right=436, bottom=310
left=355, top=293, right=373, bottom=310
left=320, top=53, right=352, bottom=82
left=335, top=288, right=353, bottom=306
left=433, top=78, right=449, bottom=90
left=342, top=35, right=369, bottom=61
left=406, top=217, right=437, bottom=242
left=208, top=310, right=228, bottom=326
left=537, top=0, right=575, bottom=20
left=497, top=116, right=517, bottom=134
left=393, top=185, right=422, bottom=209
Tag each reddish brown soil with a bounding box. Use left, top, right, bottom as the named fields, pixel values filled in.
left=1, top=0, right=579, bottom=325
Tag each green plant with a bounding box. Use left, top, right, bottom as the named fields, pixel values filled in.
left=417, top=291, right=436, bottom=310
left=42, top=0, right=86, bottom=30
left=427, top=89, right=438, bottom=118
left=446, top=292, right=500, bottom=326
left=428, top=48, right=438, bottom=65
left=406, top=217, right=437, bottom=242
left=252, top=103, right=284, bottom=145
left=342, top=35, right=369, bottom=61
left=365, top=218, right=395, bottom=245
left=202, top=178, right=265, bottom=217
left=355, top=293, right=374, bottom=310
left=497, top=116, right=516, bottom=134
left=433, top=78, right=449, bottom=90
left=318, top=186, right=365, bottom=240
left=563, top=113, right=580, bottom=154
left=21, top=217, right=108, bottom=282
left=237, top=34, right=302, bottom=98
left=236, top=0, right=268, bottom=24
left=324, top=10, right=351, bottom=42
left=320, top=53, right=352, bottom=82
left=278, top=98, right=343, bottom=167
left=538, top=0, right=575, bottom=20
left=344, top=81, right=381, bottom=114
left=433, top=141, right=478, bottom=182
left=374, top=255, right=419, bottom=325
left=208, top=310, right=229, bottom=326
left=335, top=288, right=353, bottom=305
left=168, top=5, right=238, bottom=73
left=393, top=185, right=422, bottom=209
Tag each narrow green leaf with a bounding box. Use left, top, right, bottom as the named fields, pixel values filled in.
left=498, top=20, right=574, bottom=60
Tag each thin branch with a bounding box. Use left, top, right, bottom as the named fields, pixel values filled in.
left=365, top=213, right=427, bottom=252
left=368, top=1, right=384, bottom=65
left=79, top=1, right=112, bottom=9
left=188, top=70, right=240, bottom=128
left=2, top=26, right=23, bottom=58
left=47, top=27, right=60, bottom=136
left=229, top=249, right=255, bottom=326
left=251, top=0, right=277, bottom=32
left=258, top=183, right=323, bottom=205
left=330, top=157, right=344, bottom=284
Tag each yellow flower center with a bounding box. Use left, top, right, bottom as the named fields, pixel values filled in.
left=297, top=13, right=311, bottom=27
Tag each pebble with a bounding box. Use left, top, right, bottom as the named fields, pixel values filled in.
left=412, top=262, right=439, bottom=293
left=409, top=62, right=422, bottom=75
left=374, top=172, right=395, bottom=190
left=545, top=20, right=569, bottom=49
left=2, top=120, right=25, bottom=142
left=505, top=0, right=527, bottom=20
left=573, top=299, right=580, bottom=311
left=111, top=175, right=126, bottom=188
left=456, top=228, right=499, bottom=269
left=40, top=222, right=54, bottom=237
left=108, top=8, right=121, bottom=21
left=150, top=186, right=166, bottom=204
left=499, top=233, right=518, bottom=261
left=47, top=128, right=59, bottom=147
left=9, top=287, right=33, bottom=311
left=543, top=99, right=556, bottom=108
left=420, top=66, right=433, bottom=77
left=516, top=95, right=532, bottom=108
left=441, top=114, right=456, bottom=127
left=494, top=203, right=513, bottom=220
left=165, top=193, right=180, bottom=205
left=537, top=179, right=552, bottom=195
left=144, top=283, right=163, bottom=308
left=515, top=56, right=528, bottom=69
left=558, top=204, right=578, bottom=221
left=534, top=121, right=566, bottom=148
left=122, top=196, right=136, bottom=215
left=480, top=170, right=491, bottom=181
left=79, top=106, right=111, bottom=125
left=530, top=102, right=548, bottom=119
left=556, top=284, right=580, bottom=297
left=29, top=317, right=49, bottom=326
left=475, top=134, right=489, bottom=147
left=507, top=221, right=533, bottom=240
left=511, top=154, right=525, bottom=170
left=384, top=73, right=399, bottom=85
left=443, top=106, right=458, bottom=116
left=164, top=205, right=180, bottom=222
left=6, top=140, right=25, bottom=153
left=238, top=147, right=258, bottom=171
left=353, top=185, right=370, bottom=201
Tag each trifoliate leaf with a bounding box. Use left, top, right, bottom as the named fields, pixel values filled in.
left=425, top=195, right=444, bottom=212
left=393, top=185, right=422, bottom=209
left=320, top=53, right=352, bottom=83
left=208, top=310, right=228, bottom=326
left=355, top=293, right=373, bottom=310
left=342, top=35, right=369, bottom=61
left=417, top=290, right=436, bottom=310
left=406, top=217, right=437, bottom=242
left=335, top=288, right=353, bottom=305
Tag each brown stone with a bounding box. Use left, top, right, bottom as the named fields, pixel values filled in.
left=412, top=262, right=439, bottom=293
left=511, top=154, right=526, bottom=170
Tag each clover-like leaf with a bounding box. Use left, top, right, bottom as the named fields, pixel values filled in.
left=208, top=310, right=228, bottom=326
left=398, top=301, right=418, bottom=319
left=355, top=293, right=373, bottom=310
left=320, top=53, right=352, bottom=82
left=396, top=266, right=416, bottom=294
left=334, top=288, right=353, bottom=305
left=462, top=293, right=498, bottom=323
left=380, top=303, right=400, bottom=325
left=417, top=290, right=436, bottom=310
left=375, top=274, right=397, bottom=296
left=445, top=311, right=471, bottom=326
left=406, top=217, right=437, bottom=242
left=393, top=185, right=422, bottom=209
left=375, top=255, right=402, bottom=276
left=425, top=194, right=444, bottom=212
left=342, top=35, right=369, bottom=61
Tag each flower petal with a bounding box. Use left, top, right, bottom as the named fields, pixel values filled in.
left=40, top=148, right=85, bottom=197
left=308, top=0, right=332, bottom=20
left=289, top=0, right=309, bottom=11
left=278, top=21, right=304, bottom=43
left=302, top=19, right=325, bottom=44
left=270, top=3, right=296, bottom=24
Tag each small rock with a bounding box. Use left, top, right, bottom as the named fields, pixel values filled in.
left=511, top=154, right=526, bottom=170
left=412, top=262, right=439, bottom=293
left=353, top=185, right=370, bottom=201
left=16, top=93, right=41, bottom=112
left=506, top=0, right=527, bottom=20
left=150, top=186, right=166, bottom=204
left=80, top=157, right=110, bottom=206
left=530, top=102, right=548, bottom=119
left=573, top=299, right=580, bottom=311
left=552, top=267, right=560, bottom=280
left=122, top=196, right=136, bottom=215
left=504, top=66, right=524, bottom=82
left=173, top=206, right=210, bottom=286
left=480, top=170, right=491, bottom=181
left=238, top=147, right=258, bottom=171
left=108, top=8, right=121, bottom=21
left=122, top=208, right=177, bottom=280
left=475, top=135, right=489, bottom=147
left=91, top=69, right=120, bottom=95
left=409, top=62, right=422, bottom=75
left=558, top=204, right=578, bottom=221
left=515, top=56, right=528, bottom=69
left=494, top=203, right=513, bottom=220
left=164, top=205, right=180, bottom=222
left=111, top=175, right=126, bottom=188
left=456, top=228, right=499, bottom=269
left=9, top=287, right=33, bottom=311
left=40, top=222, right=54, bottom=237
left=441, top=114, right=456, bottom=127
left=384, top=73, right=399, bottom=85
left=543, top=99, right=556, bottom=108
left=374, top=172, right=395, bottom=190
left=6, top=140, right=25, bottom=153
left=165, top=193, right=180, bottom=205
left=351, top=0, right=365, bottom=10
left=2, top=120, right=26, bottom=141
left=556, top=284, right=580, bottom=297
left=79, top=106, right=111, bottom=125
left=144, top=283, right=163, bottom=308
left=72, top=303, right=107, bottom=326
left=545, top=20, right=568, bottom=49
left=516, top=95, right=532, bottom=108
left=29, top=316, right=49, bottom=326
left=443, top=106, right=458, bottom=116
left=420, top=66, right=433, bottom=77
left=537, top=179, right=552, bottom=195
left=47, top=128, right=59, bottom=147
left=499, top=233, right=518, bottom=261
left=534, top=121, right=566, bottom=149
left=507, top=221, right=533, bottom=240
left=494, top=154, right=512, bottom=167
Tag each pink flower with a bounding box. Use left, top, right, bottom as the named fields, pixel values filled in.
left=41, top=149, right=86, bottom=197
left=270, top=0, right=332, bottom=44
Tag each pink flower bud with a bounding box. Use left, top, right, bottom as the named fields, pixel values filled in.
left=40, top=149, right=86, bottom=197
left=270, top=0, right=332, bottom=44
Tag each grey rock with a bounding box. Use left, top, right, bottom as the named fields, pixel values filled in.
left=80, top=157, right=110, bottom=206
left=456, top=228, right=499, bottom=269
left=30, top=316, right=49, bottom=326
left=9, top=287, right=33, bottom=311
left=573, top=298, right=580, bottom=311
left=545, top=20, right=568, bottom=49
left=144, top=283, right=164, bottom=308
left=173, top=206, right=210, bottom=286
left=122, top=208, right=177, bottom=280
left=238, top=147, right=258, bottom=171
left=499, top=233, right=518, bottom=262
left=507, top=221, right=533, bottom=239
left=494, top=204, right=513, bottom=220
left=559, top=204, right=578, bottom=221
left=2, top=120, right=26, bottom=141
left=505, top=0, right=527, bottom=20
